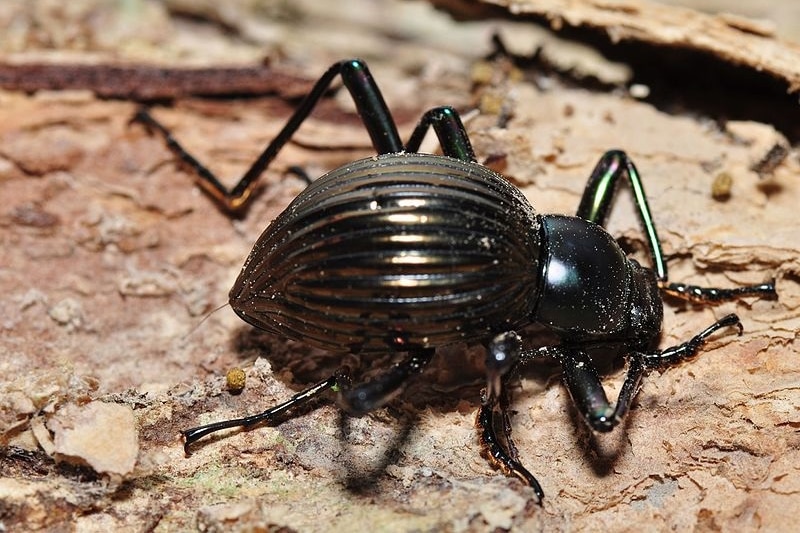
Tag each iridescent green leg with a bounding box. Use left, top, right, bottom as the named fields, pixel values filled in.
left=404, top=106, right=476, bottom=163
left=577, top=150, right=776, bottom=301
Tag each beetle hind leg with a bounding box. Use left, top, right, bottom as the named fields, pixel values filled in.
left=133, top=59, right=403, bottom=212
left=181, top=374, right=339, bottom=453
left=182, top=348, right=435, bottom=452
left=336, top=348, right=435, bottom=416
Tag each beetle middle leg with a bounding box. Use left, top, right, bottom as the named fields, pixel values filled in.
left=404, top=105, right=476, bottom=163
left=578, top=150, right=776, bottom=301
left=475, top=314, right=744, bottom=501
left=477, top=332, right=546, bottom=501
left=478, top=398, right=545, bottom=501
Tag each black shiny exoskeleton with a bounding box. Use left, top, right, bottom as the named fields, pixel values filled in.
left=134, top=59, right=776, bottom=502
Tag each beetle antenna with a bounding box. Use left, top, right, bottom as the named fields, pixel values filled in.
left=183, top=301, right=230, bottom=341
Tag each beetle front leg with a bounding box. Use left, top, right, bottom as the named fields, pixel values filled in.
left=639, top=313, right=742, bottom=368
left=576, top=150, right=667, bottom=279
left=552, top=313, right=744, bottom=433
left=548, top=346, right=645, bottom=433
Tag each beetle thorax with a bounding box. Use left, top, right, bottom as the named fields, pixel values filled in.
left=534, top=214, right=662, bottom=344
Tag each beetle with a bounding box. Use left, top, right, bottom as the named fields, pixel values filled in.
left=134, top=59, right=776, bottom=501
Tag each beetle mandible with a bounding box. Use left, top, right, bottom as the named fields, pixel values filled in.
left=134, top=59, right=776, bottom=502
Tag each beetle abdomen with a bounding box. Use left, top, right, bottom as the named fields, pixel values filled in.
left=230, top=153, right=542, bottom=353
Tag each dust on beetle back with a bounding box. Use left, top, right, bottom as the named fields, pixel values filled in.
left=230, top=153, right=542, bottom=354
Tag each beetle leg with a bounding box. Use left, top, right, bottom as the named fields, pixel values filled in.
left=337, top=348, right=435, bottom=416
left=132, top=59, right=402, bottom=212
left=552, top=345, right=645, bottom=433
left=182, top=349, right=434, bottom=452
left=477, top=333, right=545, bottom=501
left=484, top=331, right=523, bottom=403
left=577, top=150, right=777, bottom=301
left=639, top=312, right=743, bottom=368
left=658, top=279, right=776, bottom=303
left=404, top=106, right=476, bottom=163
left=498, top=394, right=520, bottom=461
left=555, top=313, right=743, bottom=433
left=477, top=395, right=545, bottom=502
left=182, top=374, right=339, bottom=453
left=483, top=332, right=524, bottom=462
left=181, top=348, right=435, bottom=454
left=576, top=150, right=666, bottom=280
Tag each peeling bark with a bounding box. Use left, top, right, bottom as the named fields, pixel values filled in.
left=1, top=0, right=798, bottom=531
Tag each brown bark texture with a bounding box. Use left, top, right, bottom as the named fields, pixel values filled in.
left=1, top=0, right=798, bottom=531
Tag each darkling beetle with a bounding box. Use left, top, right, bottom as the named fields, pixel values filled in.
left=134, top=59, right=776, bottom=502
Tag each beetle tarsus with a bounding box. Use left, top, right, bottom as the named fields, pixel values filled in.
left=640, top=313, right=743, bottom=368
left=660, top=280, right=777, bottom=303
